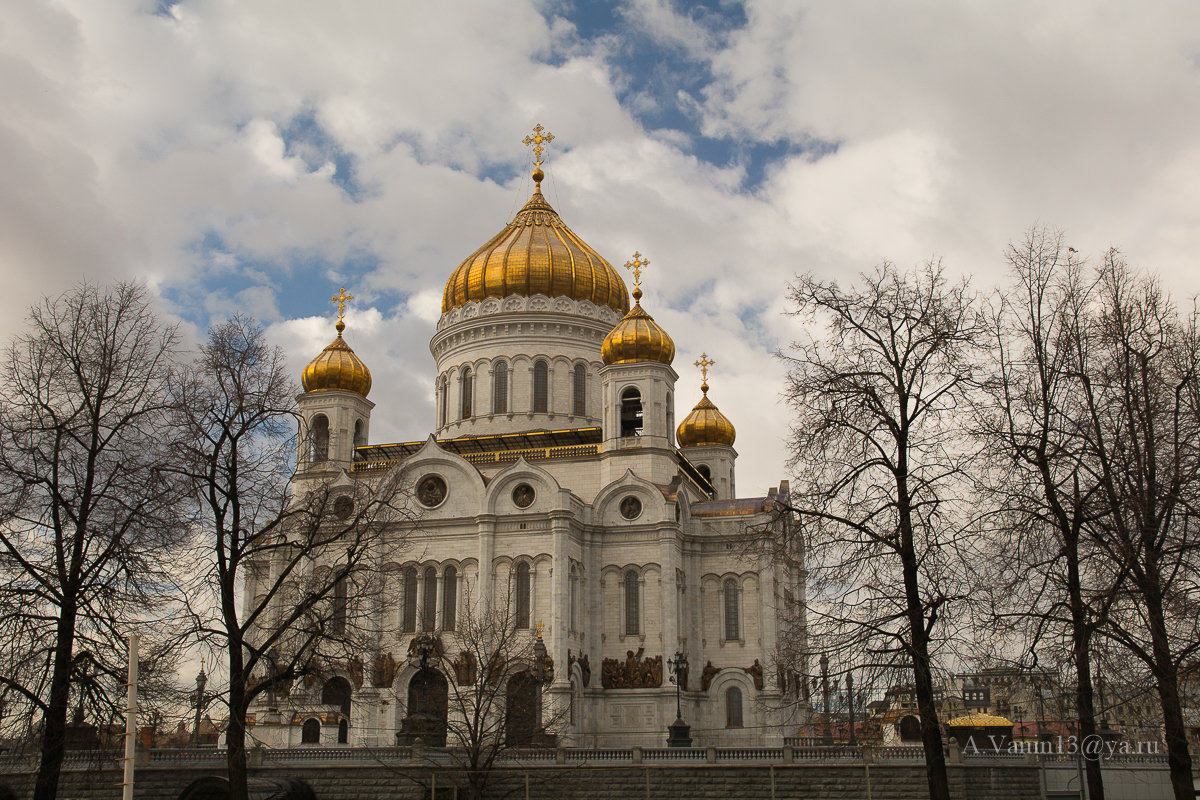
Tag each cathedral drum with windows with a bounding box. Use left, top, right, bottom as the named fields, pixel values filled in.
left=247, top=131, right=808, bottom=749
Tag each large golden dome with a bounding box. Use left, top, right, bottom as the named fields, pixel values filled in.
left=441, top=177, right=630, bottom=315
left=302, top=319, right=372, bottom=397
left=677, top=382, right=735, bottom=447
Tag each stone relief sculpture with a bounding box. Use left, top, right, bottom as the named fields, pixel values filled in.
left=371, top=653, right=398, bottom=688
left=601, top=648, right=662, bottom=689
left=744, top=658, right=764, bottom=691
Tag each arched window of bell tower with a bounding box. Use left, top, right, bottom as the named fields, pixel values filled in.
left=533, top=361, right=549, bottom=413
left=311, top=415, right=329, bottom=462
left=620, top=388, right=643, bottom=437
left=353, top=419, right=365, bottom=449
left=697, top=464, right=712, bottom=482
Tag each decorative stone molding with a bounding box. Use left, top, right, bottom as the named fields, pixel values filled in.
left=437, top=294, right=623, bottom=331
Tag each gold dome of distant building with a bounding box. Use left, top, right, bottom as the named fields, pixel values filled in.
left=441, top=126, right=629, bottom=316
left=676, top=354, right=735, bottom=447
left=301, top=288, right=372, bottom=398
left=945, top=713, right=1013, bottom=727
left=601, top=252, right=675, bottom=366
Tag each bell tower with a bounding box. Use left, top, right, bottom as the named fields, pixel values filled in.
left=676, top=354, right=737, bottom=498
left=599, top=253, right=679, bottom=484
left=298, top=287, right=374, bottom=470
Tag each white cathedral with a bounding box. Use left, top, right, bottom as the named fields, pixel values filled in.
left=247, top=133, right=808, bottom=749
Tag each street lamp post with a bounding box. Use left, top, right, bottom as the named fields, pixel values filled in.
left=846, top=671, right=857, bottom=748
left=409, top=633, right=437, bottom=670
left=820, top=654, right=833, bottom=745
left=667, top=651, right=692, bottom=747
left=191, top=659, right=208, bottom=748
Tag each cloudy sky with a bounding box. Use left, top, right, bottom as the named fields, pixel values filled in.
left=3, top=0, right=1200, bottom=495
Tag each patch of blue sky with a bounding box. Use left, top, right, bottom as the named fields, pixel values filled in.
left=151, top=1, right=178, bottom=19
left=168, top=231, right=399, bottom=328
left=542, top=1, right=832, bottom=190
left=280, top=110, right=365, bottom=201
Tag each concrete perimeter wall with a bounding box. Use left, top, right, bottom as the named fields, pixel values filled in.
left=0, top=761, right=1044, bottom=800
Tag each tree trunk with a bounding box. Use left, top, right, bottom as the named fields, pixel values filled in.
left=226, top=664, right=250, bottom=800
left=1065, top=541, right=1105, bottom=800
left=1144, top=584, right=1195, bottom=800
left=910, top=629, right=951, bottom=800
left=901, top=522, right=950, bottom=800
left=32, top=600, right=77, bottom=800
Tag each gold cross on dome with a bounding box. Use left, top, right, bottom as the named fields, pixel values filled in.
left=535, top=620, right=544, bottom=637
left=624, top=252, right=650, bottom=293
left=695, top=353, right=715, bottom=386
left=330, top=287, right=354, bottom=323
left=523, top=124, right=555, bottom=170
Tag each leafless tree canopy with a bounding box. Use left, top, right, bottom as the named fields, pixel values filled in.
left=170, top=316, right=415, bottom=800
left=782, top=262, right=983, bottom=800
left=0, top=283, right=188, bottom=800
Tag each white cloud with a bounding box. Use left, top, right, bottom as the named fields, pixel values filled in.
left=3, top=0, right=1200, bottom=505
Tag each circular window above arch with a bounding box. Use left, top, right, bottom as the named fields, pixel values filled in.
left=416, top=474, right=448, bottom=508
left=512, top=483, right=535, bottom=509
left=619, top=495, right=642, bottom=520
left=333, top=495, right=354, bottom=520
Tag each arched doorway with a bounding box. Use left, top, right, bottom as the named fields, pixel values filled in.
left=321, top=676, right=352, bottom=744
left=505, top=671, right=539, bottom=746
left=899, top=715, right=921, bottom=742
left=399, top=667, right=448, bottom=746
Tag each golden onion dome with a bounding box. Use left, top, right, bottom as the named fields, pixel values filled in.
left=441, top=172, right=630, bottom=316
left=676, top=380, right=736, bottom=447
left=945, top=713, right=1014, bottom=728
left=301, top=318, right=372, bottom=397
left=601, top=285, right=675, bottom=366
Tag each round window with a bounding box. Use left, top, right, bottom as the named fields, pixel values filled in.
left=416, top=474, right=448, bottom=508
left=333, top=495, right=354, bottom=520
left=512, top=483, right=535, bottom=509
left=619, top=495, right=642, bottom=520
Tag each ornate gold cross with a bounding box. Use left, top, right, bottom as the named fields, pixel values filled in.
left=330, top=287, right=353, bottom=324
left=695, top=353, right=715, bottom=388
left=624, top=252, right=649, bottom=295
left=523, top=124, right=555, bottom=170
left=535, top=619, right=544, bottom=637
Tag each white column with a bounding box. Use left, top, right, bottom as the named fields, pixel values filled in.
left=477, top=515, right=496, bottom=616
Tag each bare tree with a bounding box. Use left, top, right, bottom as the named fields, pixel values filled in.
left=1073, top=254, right=1200, bottom=800
left=781, top=262, right=983, bottom=800
left=0, top=283, right=187, bottom=800
left=171, top=316, right=413, bottom=800
left=980, top=226, right=1116, bottom=799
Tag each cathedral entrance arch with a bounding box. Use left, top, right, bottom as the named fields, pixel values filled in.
left=321, top=676, right=352, bottom=743
left=400, top=667, right=448, bottom=746
left=505, top=671, right=539, bottom=746
left=321, top=676, right=352, bottom=716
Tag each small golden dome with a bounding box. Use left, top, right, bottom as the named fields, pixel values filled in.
left=601, top=290, right=675, bottom=366
left=301, top=319, right=372, bottom=397
left=945, top=713, right=1013, bottom=727
left=441, top=178, right=630, bottom=316
left=677, top=382, right=736, bottom=447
